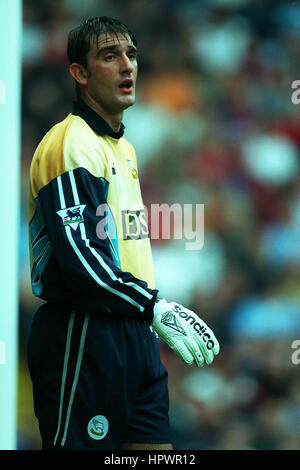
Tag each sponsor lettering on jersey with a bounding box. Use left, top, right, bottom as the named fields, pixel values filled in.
left=121, top=209, right=149, bottom=240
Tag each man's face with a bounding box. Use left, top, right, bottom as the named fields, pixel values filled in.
left=84, top=32, right=138, bottom=114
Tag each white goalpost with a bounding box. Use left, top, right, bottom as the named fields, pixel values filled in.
left=0, top=0, right=22, bottom=450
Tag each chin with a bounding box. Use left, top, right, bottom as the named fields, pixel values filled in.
left=121, top=96, right=135, bottom=109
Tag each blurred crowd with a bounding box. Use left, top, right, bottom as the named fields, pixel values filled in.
left=19, top=0, right=300, bottom=450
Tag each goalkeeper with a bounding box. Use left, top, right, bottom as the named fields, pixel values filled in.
left=27, top=16, right=219, bottom=451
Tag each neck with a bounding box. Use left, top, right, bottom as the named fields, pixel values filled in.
left=79, top=93, right=123, bottom=132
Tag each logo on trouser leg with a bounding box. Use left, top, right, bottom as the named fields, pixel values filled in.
left=87, top=415, right=109, bottom=440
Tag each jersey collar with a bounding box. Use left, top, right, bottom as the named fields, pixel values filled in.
left=72, top=98, right=125, bottom=139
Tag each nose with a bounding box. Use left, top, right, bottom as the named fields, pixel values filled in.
left=120, top=53, right=134, bottom=75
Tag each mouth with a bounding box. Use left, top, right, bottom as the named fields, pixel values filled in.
left=118, top=78, right=134, bottom=94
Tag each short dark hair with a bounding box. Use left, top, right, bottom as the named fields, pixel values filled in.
left=67, top=16, right=137, bottom=68
left=67, top=16, right=137, bottom=96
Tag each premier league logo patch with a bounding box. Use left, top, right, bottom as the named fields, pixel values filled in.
left=56, top=204, right=86, bottom=230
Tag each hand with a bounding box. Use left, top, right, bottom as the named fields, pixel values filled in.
left=152, top=299, right=220, bottom=367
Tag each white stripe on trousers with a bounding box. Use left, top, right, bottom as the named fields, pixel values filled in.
left=53, top=312, right=89, bottom=447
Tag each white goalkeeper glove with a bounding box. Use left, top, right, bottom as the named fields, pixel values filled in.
left=152, top=298, right=220, bottom=367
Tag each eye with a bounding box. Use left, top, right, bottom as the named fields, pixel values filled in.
left=128, top=52, right=137, bottom=60
left=105, top=54, right=115, bottom=61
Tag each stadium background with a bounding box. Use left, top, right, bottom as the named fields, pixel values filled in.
left=19, top=0, right=300, bottom=450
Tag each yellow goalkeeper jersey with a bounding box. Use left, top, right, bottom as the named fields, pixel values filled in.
left=28, top=98, right=157, bottom=321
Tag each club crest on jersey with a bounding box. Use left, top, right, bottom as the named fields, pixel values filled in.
left=56, top=204, right=86, bottom=230
left=127, top=159, right=138, bottom=179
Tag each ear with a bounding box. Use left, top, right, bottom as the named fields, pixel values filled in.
left=69, top=63, right=89, bottom=86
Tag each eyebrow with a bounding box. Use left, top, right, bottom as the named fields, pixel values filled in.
left=96, top=44, right=137, bottom=56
